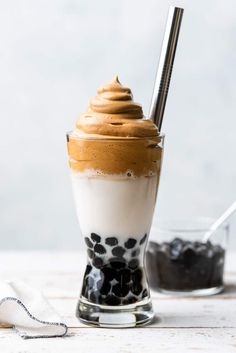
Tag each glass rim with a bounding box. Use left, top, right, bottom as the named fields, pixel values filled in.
left=151, top=217, right=229, bottom=234
left=66, top=131, right=165, bottom=141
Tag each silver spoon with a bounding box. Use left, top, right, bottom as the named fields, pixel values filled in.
left=203, top=201, right=236, bottom=243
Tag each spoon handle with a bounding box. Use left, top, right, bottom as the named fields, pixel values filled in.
left=203, top=201, right=236, bottom=242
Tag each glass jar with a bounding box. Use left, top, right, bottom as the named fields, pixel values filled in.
left=146, top=218, right=229, bottom=296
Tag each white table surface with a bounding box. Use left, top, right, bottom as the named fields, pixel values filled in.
left=0, top=251, right=236, bottom=353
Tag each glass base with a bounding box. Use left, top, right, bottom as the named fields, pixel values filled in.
left=76, top=296, right=154, bottom=328
left=156, top=285, right=224, bottom=297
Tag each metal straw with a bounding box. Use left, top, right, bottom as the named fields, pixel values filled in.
left=149, top=6, right=184, bottom=131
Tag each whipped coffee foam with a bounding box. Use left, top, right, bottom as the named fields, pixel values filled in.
left=67, top=76, right=162, bottom=177
left=76, top=76, right=156, bottom=136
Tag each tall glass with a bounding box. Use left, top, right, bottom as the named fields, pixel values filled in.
left=67, top=133, right=164, bottom=327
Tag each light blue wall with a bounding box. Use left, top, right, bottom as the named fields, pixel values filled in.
left=0, top=0, right=235, bottom=249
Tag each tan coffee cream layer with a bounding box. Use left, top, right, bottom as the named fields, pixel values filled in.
left=68, top=76, right=163, bottom=177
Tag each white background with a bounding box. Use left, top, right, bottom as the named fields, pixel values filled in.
left=0, top=0, right=235, bottom=249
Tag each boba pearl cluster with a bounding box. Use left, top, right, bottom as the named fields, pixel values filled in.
left=146, top=238, right=225, bottom=291
left=81, top=232, right=149, bottom=306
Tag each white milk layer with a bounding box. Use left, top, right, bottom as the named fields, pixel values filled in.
left=71, top=172, right=159, bottom=240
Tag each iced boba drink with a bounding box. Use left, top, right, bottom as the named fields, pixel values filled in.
left=67, top=76, right=164, bottom=327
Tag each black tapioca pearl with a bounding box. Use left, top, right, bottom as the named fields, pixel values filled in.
left=94, top=243, right=106, bottom=254
left=123, top=296, right=137, bottom=305
left=110, top=257, right=126, bottom=270
left=105, top=294, right=121, bottom=306
left=99, top=281, right=111, bottom=295
left=84, top=264, right=92, bottom=276
left=112, top=246, right=126, bottom=257
left=112, top=283, right=129, bottom=297
left=132, top=268, right=143, bottom=283
left=105, top=237, right=118, bottom=246
left=89, top=291, right=97, bottom=303
left=91, top=233, right=101, bottom=243
left=129, top=296, right=138, bottom=304
left=131, top=248, right=140, bottom=257
left=128, top=258, right=139, bottom=269
left=142, top=288, right=148, bottom=299
left=140, top=234, right=147, bottom=245
left=89, top=290, right=101, bottom=304
left=87, top=249, right=94, bottom=259
left=125, top=238, right=137, bottom=249
left=117, top=268, right=131, bottom=284
left=169, top=238, right=185, bottom=259
left=92, top=256, right=104, bottom=269
left=84, top=237, right=93, bottom=248
left=131, top=282, right=143, bottom=296
left=98, top=297, right=106, bottom=305
left=101, top=266, right=117, bottom=281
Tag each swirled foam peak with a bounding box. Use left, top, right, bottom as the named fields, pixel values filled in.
left=68, top=76, right=163, bottom=176
left=75, top=76, right=158, bottom=138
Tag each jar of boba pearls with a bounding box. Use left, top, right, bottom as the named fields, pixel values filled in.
left=146, top=219, right=228, bottom=296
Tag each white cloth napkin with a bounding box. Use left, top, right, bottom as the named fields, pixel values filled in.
left=0, top=280, right=68, bottom=339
